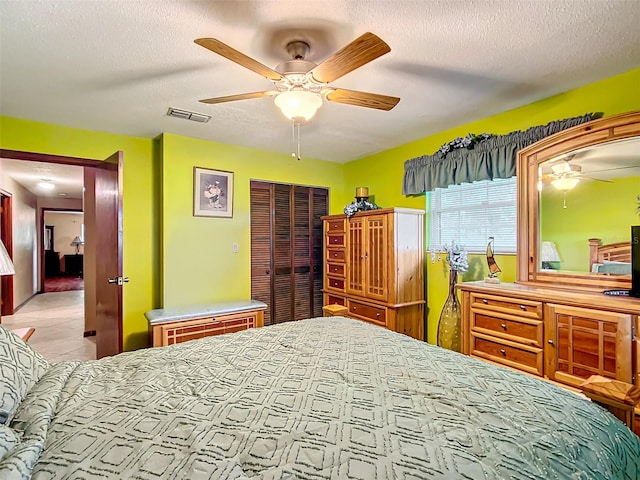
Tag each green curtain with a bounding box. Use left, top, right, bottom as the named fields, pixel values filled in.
left=402, top=113, right=601, bottom=195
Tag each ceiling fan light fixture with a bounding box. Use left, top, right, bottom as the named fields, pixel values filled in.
left=274, top=90, right=322, bottom=121
left=551, top=177, right=580, bottom=191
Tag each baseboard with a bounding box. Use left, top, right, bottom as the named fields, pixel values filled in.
left=83, top=330, right=96, bottom=337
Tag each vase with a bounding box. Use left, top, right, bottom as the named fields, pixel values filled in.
left=437, top=269, right=461, bottom=352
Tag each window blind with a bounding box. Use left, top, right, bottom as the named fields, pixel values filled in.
left=428, top=177, right=517, bottom=254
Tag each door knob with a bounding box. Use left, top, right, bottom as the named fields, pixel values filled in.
left=108, top=276, right=129, bottom=286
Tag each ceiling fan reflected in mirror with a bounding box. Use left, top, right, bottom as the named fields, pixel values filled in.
left=194, top=32, right=400, bottom=123
left=540, top=157, right=634, bottom=191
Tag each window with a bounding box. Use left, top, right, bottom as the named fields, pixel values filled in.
left=427, top=177, right=517, bottom=254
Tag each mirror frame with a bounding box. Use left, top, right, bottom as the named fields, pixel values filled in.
left=516, top=110, right=640, bottom=291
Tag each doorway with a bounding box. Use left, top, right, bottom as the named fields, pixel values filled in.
left=0, top=149, right=123, bottom=359
left=43, top=210, right=85, bottom=293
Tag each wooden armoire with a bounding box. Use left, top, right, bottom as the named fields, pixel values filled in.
left=250, top=181, right=328, bottom=325
left=322, top=207, right=425, bottom=340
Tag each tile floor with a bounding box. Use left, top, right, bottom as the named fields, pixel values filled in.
left=2, top=290, right=96, bottom=362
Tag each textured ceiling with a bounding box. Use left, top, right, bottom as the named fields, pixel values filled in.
left=1, top=1, right=639, bottom=164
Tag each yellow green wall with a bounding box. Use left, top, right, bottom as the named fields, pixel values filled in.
left=541, top=175, right=640, bottom=272
left=2, top=66, right=640, bottom=349
left=159, top=133, right=345, bottom=307
left=344, top=67, right=640, bottom=344
left=0, top=119, right=345, bottom=348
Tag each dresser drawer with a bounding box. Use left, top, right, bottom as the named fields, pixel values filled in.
left=326, top=263, right=345, bottom=278
left=347, top=299, right=386, bottom=327
left=324, top=294, right=345, bottom=306
left=327, top=248, right=345, bottom=263
left=471, top=293, right=542, bottom=319
left=327, top=277, right=345, bottom=291
left=327, top=234, right=345, bottom=247
left=472, top=334, right=543, bottom=376
left=472, top=312, right=543, bottom=347
left=326, top=219, right=345, bottom=233
left=156, top=312, right=260, bottom=347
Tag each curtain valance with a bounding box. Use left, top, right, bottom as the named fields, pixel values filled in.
left=402, top=113, right=602, bottom=195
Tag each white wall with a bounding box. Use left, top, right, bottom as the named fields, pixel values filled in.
left=0, top=174, right=37, bottom=308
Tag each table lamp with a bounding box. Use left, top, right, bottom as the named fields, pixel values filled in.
left=0, top=239, right=15, bottom=276
left=541, top=241, right=561, bottom=269
left=70, top=236, right=84, bottom=255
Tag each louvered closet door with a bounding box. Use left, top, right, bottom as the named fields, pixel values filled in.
left=274, top=184, right=292, bottom=323
left=293, top=186, right=311, bottom=320
left=250, top=181, right=328, bottom=325
left=250, top=181, right=273, bottom=325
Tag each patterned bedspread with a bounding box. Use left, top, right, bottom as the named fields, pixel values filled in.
left=3, top=317, right=640, bottom=479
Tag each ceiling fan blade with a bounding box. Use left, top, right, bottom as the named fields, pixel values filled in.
left=199, top=91, right=277, bottom=104
left=584, top=165, right=639, bottom=174
left=195, top=38, right=284, bottom=81
left=325, top=88, right=400, bottom=111
left=309, top=32, right=391, bottom=84
left=583, top=176, right=614, bottom=183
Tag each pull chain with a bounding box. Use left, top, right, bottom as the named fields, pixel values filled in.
left=290, top=119, right=301, bottom=161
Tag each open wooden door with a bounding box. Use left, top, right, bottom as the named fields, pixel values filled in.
left=94, top=151, right=124, bottom=358
left=0, top=192, right=14, bottom=318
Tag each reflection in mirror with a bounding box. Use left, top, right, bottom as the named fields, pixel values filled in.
left=538, top=137, right=640, bottom=275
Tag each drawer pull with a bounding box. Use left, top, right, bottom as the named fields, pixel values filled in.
left=376, top=313, right=380, bottom=318
left=501, top=323, right=507, bottom=330
left=482, top=299, right=488, bottom=304
left=547, top=339, right=554, bottom=346
left=352, top=306, right=357, bottom=311
left=520, top=305, right=526, bottom=311
left=499, top=349, right=506, bottom=356
left=333, top=253, right=338, bottom=257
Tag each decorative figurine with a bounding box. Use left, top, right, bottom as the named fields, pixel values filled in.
left=485, top=236, right=501, bottom=283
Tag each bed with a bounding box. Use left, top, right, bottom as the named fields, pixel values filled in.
left=589, top=238, right=632, bottom=274
left=1, top=318, right=639, bottom=479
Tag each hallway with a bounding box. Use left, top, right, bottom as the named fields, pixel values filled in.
left=2, top=290, right=95, bottom=362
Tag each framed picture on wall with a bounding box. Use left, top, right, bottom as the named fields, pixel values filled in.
left=193, top=167, right=234, bottom=218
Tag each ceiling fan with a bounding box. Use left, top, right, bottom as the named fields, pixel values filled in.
left=541, top=156, right=636, bottom=191
left=194, top=32, right=400, bottom=122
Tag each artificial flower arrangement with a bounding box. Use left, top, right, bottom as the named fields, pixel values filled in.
left=344, top=198, right=381, bottom=218
left=437, top=133, right=493, bottom=157
left=431, top=242, right=469, bottom=272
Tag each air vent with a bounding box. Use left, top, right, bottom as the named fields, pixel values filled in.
left=167, top=107, right=211, bottom=123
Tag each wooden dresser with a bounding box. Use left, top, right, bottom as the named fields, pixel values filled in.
left=458, top=282, right=640, bottom=390
left=322, top=208, right=425, bottom=340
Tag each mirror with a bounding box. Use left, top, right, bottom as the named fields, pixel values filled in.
left=517, top=110, right=640, bottom=291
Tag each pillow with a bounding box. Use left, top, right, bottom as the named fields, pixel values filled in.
left=0, top=425, right=20, bottom=461
left=0, top=326, right=49, bottom=425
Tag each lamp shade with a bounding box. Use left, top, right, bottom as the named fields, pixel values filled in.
left=274, top=90, right=323, bottom=121
left=551, top=177, right=580, bottom=191
left=0, top=239, right=15, bottom=276
left=541, top=241, right=561, bottom=262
